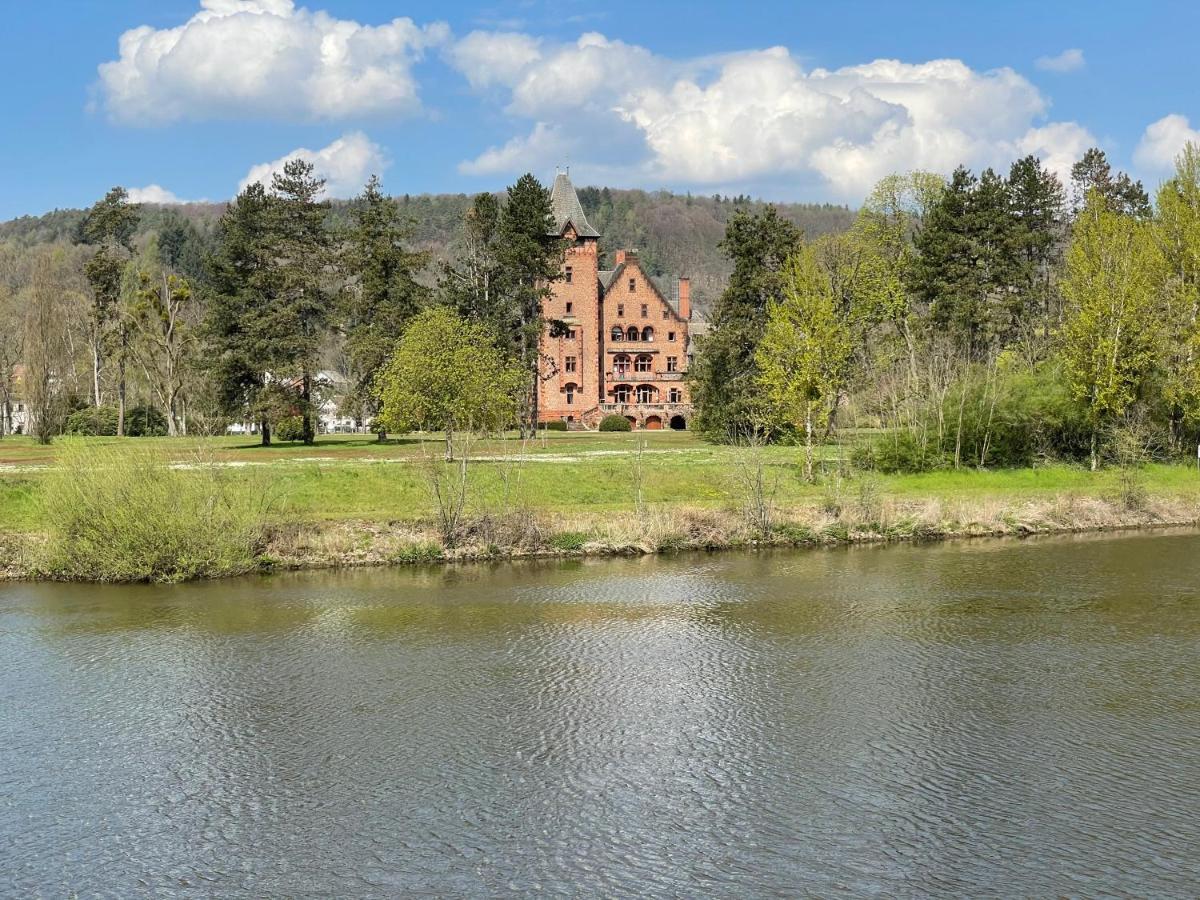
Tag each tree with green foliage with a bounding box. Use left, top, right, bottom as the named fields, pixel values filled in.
left=376, top=307, right=523, bottom=460
left=1061, top=194, right=1164, bottom=469
left=1007, top=155, right=1067, bottom=357
left=493, top=174, right=563, bottom=435
left=77, top=187, right=140, bottom=430
left=1155, top=142, right=1200, bottom=454
left=755, top=247, right=853, bottom=481
left=440, top=191, right=502, bottom=328
left=263, top=159, right=336, bottom=444
left=342, top=175, right=429, bottom=435
left=690, top=205, right=804, bottom=439
left=129, top=258, right=197, bottom=436
left=911, top=166, right=1021, bottom=356
left=205, top=182, right=278, bottom=444
left=1070, top=148, right=1151, bottom=220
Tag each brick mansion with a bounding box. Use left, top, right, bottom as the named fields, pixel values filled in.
left=538, top=171, right=699, bottom=430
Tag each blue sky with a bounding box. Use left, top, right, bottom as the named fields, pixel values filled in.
left=2, top=0, right=1198, bottom=219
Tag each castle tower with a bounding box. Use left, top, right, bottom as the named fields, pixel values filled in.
left=539, top=171, right=602, bottom=425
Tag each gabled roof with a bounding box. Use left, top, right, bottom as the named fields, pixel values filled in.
left=549, top=171, right=600, bottom=238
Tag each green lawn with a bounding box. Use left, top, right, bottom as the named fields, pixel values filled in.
left=2, top=430, right=1198, bottom=534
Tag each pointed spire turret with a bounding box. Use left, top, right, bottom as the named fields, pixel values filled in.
left=548, top=170, right=599, bottom=238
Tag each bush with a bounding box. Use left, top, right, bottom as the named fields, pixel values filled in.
left=274, top=415, right=305, bottom=442
left=37, top=441, right=273, bottom=582
left=852, top=430, right=944, bottom=474
left=599, top=414, right=633, bottom=432
left=126, top=404, right=168, bottom=437
left=542, top=419, right=569, bottom=431
left=549, top=530, right=589, bottom=551
left=65, top=406, right=119, bottom=437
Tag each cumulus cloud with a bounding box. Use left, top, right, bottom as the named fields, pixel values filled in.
left=126, top=184, right=192, bottom=204
left=98, top=0, right=448, bottom=123
left=1035, top=48, right=1085, bottom=73
left=238, top=131, right=387, bottom=197
left=1134, top=114, right=1200, bottom=172
left=450, top=33, right=1096, bottom=198
left=458, top=122, right=572, bottom=175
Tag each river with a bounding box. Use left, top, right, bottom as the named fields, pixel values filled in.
left=3, top=531, right=1200, bottom=897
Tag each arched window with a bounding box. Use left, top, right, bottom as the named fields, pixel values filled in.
left=635, top=354, right=652, bottom=373
left=614, top=354, right=631, bottom=375
left=641, top=326, right=654, bottom=342
left=564, top=382, right=578, bottom=405
left=668, top=388, right=682, bottom=403
left=636, top=384, right=657, bottom=404
left=613, top=384, right=631, bottom=403
left=610, top=325, right=623, bottom=342
left=626, top=326, right=640, bottom=341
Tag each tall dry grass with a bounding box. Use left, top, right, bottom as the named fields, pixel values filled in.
left=37, top=440, right=276, bottom=582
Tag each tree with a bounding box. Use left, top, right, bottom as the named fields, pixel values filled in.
left=1060, top=193, right=1163, bottom=469
left=493, top=174, right=563, bottom=435
left=206, top=182, right=278, bottom=444
left=1155, top=142, right=1200, bottom=453
left=376, top=307, right=523, bottom=459
left=341, top=175, right=429, bottom=435
left=263, top=159, right=336, bottom=444
left=1007, top=155, right=1067, bottom=357
left=756, top=248, right=853, bottom=481
left=77, top=187, right=140, bottom=432
left=22, top=249, right=85, bottom=443
left=690, top=205, right=804, bottom=439
left=911, top=166, right=1020, bottom=356
left=129, top=256, right=198, bottom=436
left=1070, top=148, right=1151, bottom=219
left=440, top=191, right=502, bottom=328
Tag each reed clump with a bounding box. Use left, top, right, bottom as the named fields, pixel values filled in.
left=37, top=440, right=274, bottom=582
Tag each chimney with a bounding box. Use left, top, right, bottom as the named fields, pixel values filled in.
left=614, top=250, right=626, bottom=265
left=678, top=276, right=691, bottom=320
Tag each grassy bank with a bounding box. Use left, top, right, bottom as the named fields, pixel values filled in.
left=2, top=431, right=1199, bottom=580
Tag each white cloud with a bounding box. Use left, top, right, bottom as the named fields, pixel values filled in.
left=1134, top=114, right=1200, bottom=172
left=1035, top=48, right=1085, bottom=73
left=458, top=122, right=572, bottom=176
left=450, top=32, right=1096, bottom=198
left=444, top=31, right=543, bottom=89
left=238, top=131, right=387, bottom=197
left=126, top=184, right=191, bottom=204
left=98, top=0, right=449, bottom=123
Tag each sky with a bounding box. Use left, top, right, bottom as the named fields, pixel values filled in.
left=2, top=0, right=1198, bottom=219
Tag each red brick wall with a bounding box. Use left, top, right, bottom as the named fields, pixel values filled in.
left=538, top=230, right=600, bottom=423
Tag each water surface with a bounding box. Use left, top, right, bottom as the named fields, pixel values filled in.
left=3, top=533, right=1200, bottom=896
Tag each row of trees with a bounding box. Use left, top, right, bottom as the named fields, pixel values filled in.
left=693, top=144, right=1200, bottom=474
left=2, top=168, right=568, bottom=444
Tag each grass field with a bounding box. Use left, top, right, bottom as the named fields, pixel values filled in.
left=3, top=430, right=1200, bottom=535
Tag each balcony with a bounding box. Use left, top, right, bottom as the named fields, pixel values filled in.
left=606, top=370, right=684, bottom=382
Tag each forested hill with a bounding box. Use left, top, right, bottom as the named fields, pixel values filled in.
left=0, top=188, right=854, bottom=312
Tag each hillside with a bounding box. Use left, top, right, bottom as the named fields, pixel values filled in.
left=0, top=188, right=855, bottom=312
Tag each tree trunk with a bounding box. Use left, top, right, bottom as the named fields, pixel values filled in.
left=444, top=429, right=454, bottom=462
left=301, top=372, right=315, bottom=445
left=1090, top=430, right=1098, bottom=472
left=261, top=419, right=271, bottom=447
left=92, top=342, right=102, bottom=407
left=804, top=408, right=814, bottom=483
left=116, top=351, right=126, bottom=437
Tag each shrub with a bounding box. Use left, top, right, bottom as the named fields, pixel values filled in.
left=549, top=530, right=589, bottom=551
left=852, top=430, right=943, bottom=474
left=126, top=404, right=168, bottom=437
left=37, top=441, right=273, bottom=582
left=542, top=419, right=569, bottom=431
left=274, top=415, right=305, bottom=442
left=65, top=406, right=119, bottom=437
left=599, top=414, right=632, bottom=432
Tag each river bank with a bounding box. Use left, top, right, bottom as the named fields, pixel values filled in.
left=3, top=487, right=1198, bottom=582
